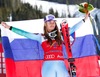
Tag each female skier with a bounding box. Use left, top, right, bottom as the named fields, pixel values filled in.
left=1, top=14, right=88, bottom=77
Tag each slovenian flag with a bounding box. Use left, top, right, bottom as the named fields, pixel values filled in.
left=0, top=18, right=100, bottom=77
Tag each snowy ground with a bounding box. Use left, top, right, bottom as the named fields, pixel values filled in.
left=21, top=0, right=78, bottom=17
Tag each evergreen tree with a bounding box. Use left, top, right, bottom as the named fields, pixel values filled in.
left=0, top=0, right=22, bottom=21
left=49, top=8, right=55, bottom=15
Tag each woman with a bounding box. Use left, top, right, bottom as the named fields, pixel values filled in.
left=1, top=14, right=88, bottom=77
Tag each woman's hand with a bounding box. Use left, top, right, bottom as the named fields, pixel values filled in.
left=83, top=12, right=90, bottom=22
left=1, top=22, right=11, bottom=29
left=84, top=12, right=90, bottom=20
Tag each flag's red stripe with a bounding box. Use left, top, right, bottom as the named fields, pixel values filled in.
left=5, top=56, right=100, bottom=77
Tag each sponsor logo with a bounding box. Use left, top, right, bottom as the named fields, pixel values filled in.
left=57, top=55, right=63, bottom=58
left=45, top=54, right=55, bottom=59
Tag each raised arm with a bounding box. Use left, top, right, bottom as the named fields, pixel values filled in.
left=1, top=22, right=42, bottom=44
left=69, top=13, right=89, bottom=35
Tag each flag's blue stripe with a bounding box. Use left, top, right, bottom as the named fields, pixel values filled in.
left=2, top=37, right=14, bottom=60
left=72, top=34, right=97, bottom=58
left=2, top=34, right=97, bottom=61
left=11, top=39, right=44, bottom=61
left=60, top=34, right=97, bottom=58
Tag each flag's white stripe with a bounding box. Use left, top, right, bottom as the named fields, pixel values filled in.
left=1, top=26, right=26, bottom=42
left=0, top=18, right=94, bottom=40
left=75, top=18, right=94, bottom=37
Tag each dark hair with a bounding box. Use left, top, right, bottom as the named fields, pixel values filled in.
left=44, top=22, right=62, bottom=45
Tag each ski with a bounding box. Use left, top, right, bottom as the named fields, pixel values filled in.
left=60, top=20, right=76, bottom=77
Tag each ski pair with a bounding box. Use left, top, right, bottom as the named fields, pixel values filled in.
left=60, top=20, right=76, bottom=77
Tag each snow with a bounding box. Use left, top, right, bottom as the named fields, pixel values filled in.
left=21, top=0, right=78, bottom=17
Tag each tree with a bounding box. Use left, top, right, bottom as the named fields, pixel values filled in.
left=49, top=8, right=55, bottom=15
left=54, top=10, right=59, bottom=17
left=13, top=3, right=46, bottom=20
left=13, top=3, right=35, bottom=20
left=0, top=0, right=22, bottom=21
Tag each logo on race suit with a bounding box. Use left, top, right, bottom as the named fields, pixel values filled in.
left=45, top=54, right=55, bottom=59
left=49, top=50, right=62, bottom=52
left=45, top=54, right=63, bottom=59
left=52, top=42, right=59, bottom=48
left=57, top=55, right=63, bottom=58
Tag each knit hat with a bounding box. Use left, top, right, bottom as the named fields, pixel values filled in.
left=44, top=14, right=56, bottom=22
